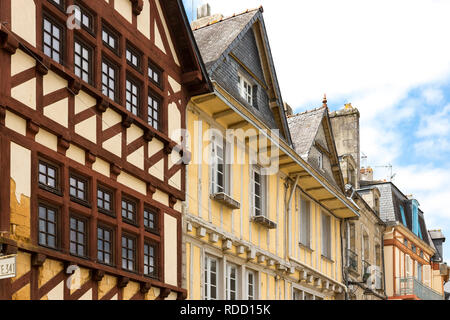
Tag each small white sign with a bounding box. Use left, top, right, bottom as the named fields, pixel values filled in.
left=0, top=255, right=16, bottom=280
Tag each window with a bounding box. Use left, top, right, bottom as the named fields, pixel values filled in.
left=399, top=205, right=407, bottom=226
left=102, top=59, right=118, bottom=101
left=420, top=250, right=424, bottom=259
left=102, top=25, right=118, bottom=53
left=97, top=187, right=114, bottom=216
left=148, top=62, right=162, bottom=86
left=144, top=242, right=158, bottom=279
left=121, top=198, right=137, bottom=223
left=73, top=4, right=94, bottom=32
left=147, top=93, right=160, bottom=130
left=349, top=223, right=356, bottom=251
left=252, top=166, right=266, bottom=217
left=38, top=204, right=58, bottom=249
left=238, top=74, right=253, bottom=105
left=144, top=207, right=158, bottom=233
left=247, top=270, right=256, bottom=300
left=226, top=263, right=238, bottom=300
left=43, top=16, right=63, bottom=64
left=321, top=211, right=331, bottom=259
left=38, top=160, right=59, bottom=192
left=121, top=235, right=136, bottom=272
left=417, top=263, right=422, bottom=282
left=204, top=256, right=218, bottom=300
left=70, top=216, right=87, bottom=257
left=126, top=78, right=140, bottom=116
left=318, top=151, right=323, bottom=170
left=375, top=244, right=381, bottom=267
left=362, top=231, right=369, bottom=264
left=211, top=135, right=226, bottom=194
left=69, top=174, right=88, bottom=203
left=404, top=238, right=408, bottom=247
left=49, top=0, right=64, bottom=9
left=74, top=40, right=92, bottom=84
left=411, top=244, right=417, bottom=254
left=300, top=196, right=311, bottom=247
left=126, top=46, right=141, bottom=70
left=97, top=226, right=113, bottom=265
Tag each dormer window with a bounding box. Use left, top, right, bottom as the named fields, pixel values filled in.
left=318, top=151, right=323, bottom=170
left=238, top=74, right=253, bottom=106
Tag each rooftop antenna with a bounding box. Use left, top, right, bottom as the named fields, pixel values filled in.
left=373, top=163, right=396, bottom=181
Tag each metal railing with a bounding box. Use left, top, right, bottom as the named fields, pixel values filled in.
left=347, top=249, right=358, bottom=273
left=397, top=277, right=443, bottom=300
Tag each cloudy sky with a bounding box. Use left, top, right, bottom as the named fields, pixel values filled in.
left=184, top=0, right=450, bottom=265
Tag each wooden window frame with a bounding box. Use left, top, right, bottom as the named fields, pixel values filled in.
left=102, top=22, right=120, bottom=55
left=225, top=262, right=238, bottom=300
left=97, top=185, right=115, bottom=217
left=74, top=37, right=94, bottom=85
left=73, top=1, right=95, bottom=35
left=42, top=14, right=65, bottom=65
left=125, top=76, right=141, bottom=117
left=126, top=43, right=142, bottom=71
left=204, top=255, right=219, bottom=300
left=121, top=234, right=137, bottom=272
left=101, top=58, right=120, bottom=103
left=251, top=165, right=266, bottom=218
left=48, top=0, right=65, bottom=11
left=38, top=158, right=61, bottom=195
left=97, top=225, right=114, bottom=266
left=121, top=196, right=138, bottom=226
left=69, top=214, right=88, bottom=258
left=148, top=60, right=163, bottom=88
left=143, top=240, right=158, bottom=280
left=143, top=206, right=159, bottom=234
left=147, top=90, right=161, bottom=131
left=38, top=202, right=59, bottom=250
left=69, top=171, right=90, bottom=206
left=321, top=211, right=332, bottom=260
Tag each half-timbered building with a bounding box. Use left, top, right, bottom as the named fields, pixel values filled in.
left=0, top=0, right=210, bottom=300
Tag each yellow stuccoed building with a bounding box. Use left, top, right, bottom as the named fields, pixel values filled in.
left=183, top=8, right=360, bottom=300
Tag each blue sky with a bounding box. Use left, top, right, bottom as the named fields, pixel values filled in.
left=183, top=0, right=450, bottom=266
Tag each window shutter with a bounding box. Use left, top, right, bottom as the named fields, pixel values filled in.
left=210, top=139, right=217, bottom=194
left=252, top=85, right=258, bottom=109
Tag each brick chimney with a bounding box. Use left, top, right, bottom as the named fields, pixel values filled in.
left=360, top=166, right=373, bottom=181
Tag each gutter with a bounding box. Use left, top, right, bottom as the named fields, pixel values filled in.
left=212, top=85, right=360, bottom=218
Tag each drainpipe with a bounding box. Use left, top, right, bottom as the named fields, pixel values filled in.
left=286, top=175, right=299, bottom=259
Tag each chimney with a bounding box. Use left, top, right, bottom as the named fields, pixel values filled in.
left=197, top=3, right=211, bottom=19
left=191, top=3, right=224, bottom=30
left=360, top=166, right=373, bottom=181
left=429, top=230, right=446, bottom=262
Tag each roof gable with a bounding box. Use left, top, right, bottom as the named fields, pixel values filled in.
left=192, top=8, right=292, bottom=144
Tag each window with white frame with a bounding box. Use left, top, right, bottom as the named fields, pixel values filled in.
left=300, top=196, right=311, bottom=247
left=226, top=263, right=238, bottom=300
left=251, top=166, right=266, bottom=217
left=238, top=74, right=253, bottom=106
left=318, top=151, right=323, bottom=170
left=204, top=256, right=218, bottom=300
left=321, top=211, right=331, bottom=259
left=247, top=270, right=256, bottom=300
left=210, top=134, right=227, bottom=194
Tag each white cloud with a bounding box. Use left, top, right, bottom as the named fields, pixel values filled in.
left=416, top=104, right=450, bottom=138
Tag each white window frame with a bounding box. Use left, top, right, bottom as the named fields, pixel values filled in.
left=321, top=210, right=331, bottom=259
left=225, top=263, right=238, bottom=300
left=210, top=133, right=231, bottom=195
left=246, top=269, right=257, bottom=300
left=318, top=151, right=324, bottom=170
left=300, top=196, right=311, bottom=248
left=204, top=255, right=219, bottom=300
left=251, top=165, right=267, bottom=217
left=238, top=73, right=253, bottom=105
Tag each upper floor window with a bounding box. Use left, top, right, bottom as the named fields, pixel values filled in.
left=144, top=207, right=158, bottom=234
left=69, top=215, right=87, bottom=258
left=300, top=197, right=311, bottom=248
left=375, top=244, right=381, bottom=267
left=321, top=211, right=331, bottom=259
left=126, top=78, right=140, bottom=116
left=97, top=226, right=113, bottom=265
left=102, top=25, right=119, bottom=53
left=147, top=93, right=160, bottom=130
left=417, top=263, right=422, bottom=282
left=102, top=59, right=118, bottom=102
left=69, top=173, right=89, bottom=204
left=121, top=197, right=137, bottom=224
left=74, top=39, right=93, bottom=84
left=204, top=255, right=218, bottom=300
left=126, top=45, right=141, bottom=70
left=43, top=16, right=64, bottom=64
left=97, top=186, right=114, bottom=216
left=49, top=0, right=65, bottom=11
left=318, top=151, right=323, bottom=170
left=251, top=166, right=266, bottom=217
left=148, top=61, right=162, bottom=87
left=226, top=263, right=238, bottom=300
left=238, top=74, right=253, bottom=106
left=38, top=160, right=59, bottom=193
left=144, top=242, right=158, bottom=279
left=121, top=235, right=136, bottom=272
left=210, top=135, right=227, bottom=195
left=38, top=203, right=58, bottom=249
left=73, top=3, right=94, bottom=33
left=399, top=205, right=407, bottom=226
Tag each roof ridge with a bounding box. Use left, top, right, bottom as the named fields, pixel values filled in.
left=287, top=106, right=326, bottom=118
left=192, top=6, right=262, bottom=31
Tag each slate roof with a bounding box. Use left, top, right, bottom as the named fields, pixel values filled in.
left=193, top=10, right=259, bottom=69
left=287, top=107, right=327, bottom=159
